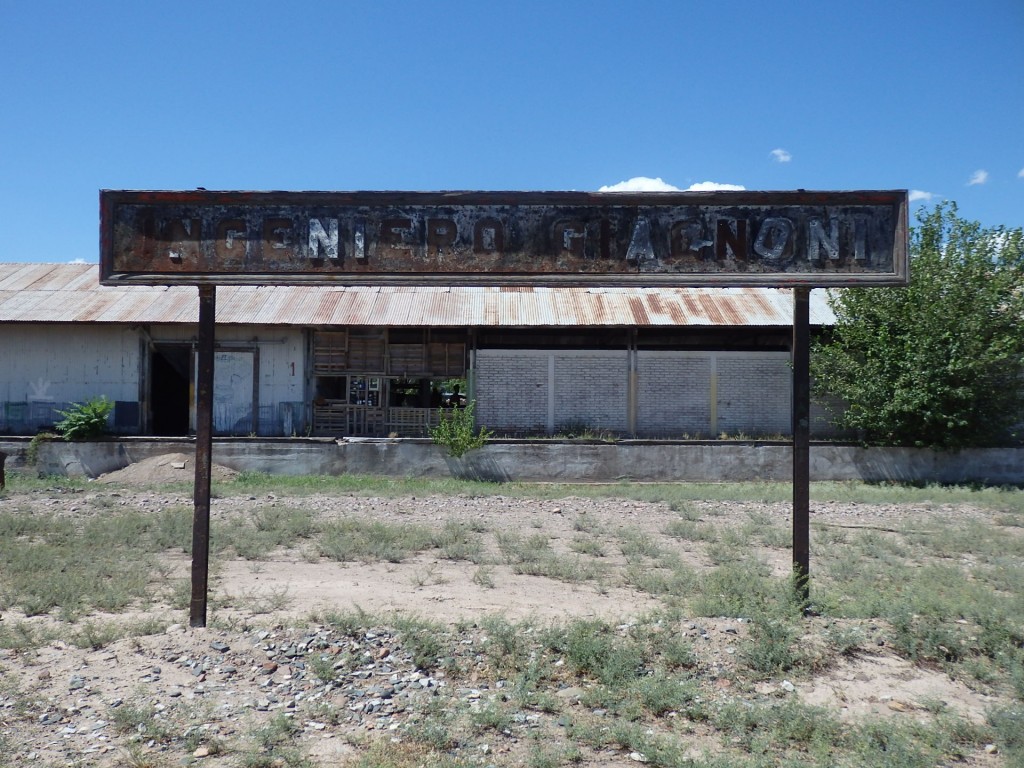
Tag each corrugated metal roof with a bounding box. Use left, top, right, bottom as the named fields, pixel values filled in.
left=0, top=263, right=836, bottom=327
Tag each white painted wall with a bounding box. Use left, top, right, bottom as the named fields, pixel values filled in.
left=474, top=351, right=549, bottom=434
left=0, top=324, right=140, bottom=431
left=0, top=323, right=307, bottom=435
left=148, top=325, right=307, bottom=435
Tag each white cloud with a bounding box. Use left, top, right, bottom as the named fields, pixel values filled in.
left=599, top=176, right=746, bottom=193
left=68, top=258, right=88, bottom=264
left=599, top=176, right=682, bottom=192
left=1018, top=167, right=1024, bottom=179
left=770, top=148, right=792, bottom=163
left=685, top=181, right=746, bottom=192
left=908, top=190, right=935, bottom=203
left=968, top=169, right=989, bottom=186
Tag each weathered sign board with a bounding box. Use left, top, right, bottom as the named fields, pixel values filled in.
left=100, top=189, right=908, bottom=287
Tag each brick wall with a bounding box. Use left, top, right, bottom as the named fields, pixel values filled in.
left=477, top=348, right=840, bottom=438
left=476, top=350, right=627, bottom=435
left=474, top=351, right=549, bottom=434
left=636, top=353, right=713, bottom=437
left=716, top=354, right=792, bottom=436
left=554, top=353, right=628, bottom=433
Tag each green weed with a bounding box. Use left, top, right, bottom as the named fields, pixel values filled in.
left=435, top=519, right=486, bottom=562
left=318, top=518, right=435, bottom=562
left=392, top=614, right=447, bottom=670
left=496, top=531, right=607, bottom=583
left=740, top=615, right=801, bottom=674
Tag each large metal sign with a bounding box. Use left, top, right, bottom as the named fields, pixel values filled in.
left=100, top=189, right=908, bottom=287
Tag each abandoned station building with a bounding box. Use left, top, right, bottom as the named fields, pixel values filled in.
left=0, top=263, right=839, bottom=440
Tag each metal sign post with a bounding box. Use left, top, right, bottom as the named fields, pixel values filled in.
left=792, top=287, right=811, bottom=604
left=189, top=285, right=215, bottom=627
left=100, top=189, right=909, bottom=624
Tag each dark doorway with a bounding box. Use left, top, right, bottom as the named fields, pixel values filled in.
left=151, top=344, right=191, bottom=435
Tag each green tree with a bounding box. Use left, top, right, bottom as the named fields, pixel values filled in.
left=811, top=202, right=1024, bottom=449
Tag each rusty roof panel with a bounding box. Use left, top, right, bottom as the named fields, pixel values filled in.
left=0, top=290, right=51, bottom=319
left=0, top=263, right=57, bottom=291
left=0, top=264, right=836, bottom=327
left=135, top=288, right=196, bottom=324
left=309, top=290, right=343, bottom=325
left=6, top=264, right=57, bottom=291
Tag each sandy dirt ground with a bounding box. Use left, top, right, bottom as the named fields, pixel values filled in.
left=0, top=454, right=1013, bottom=766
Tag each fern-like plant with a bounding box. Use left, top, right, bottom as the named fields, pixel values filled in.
left=55, top=396, right=115, bottom=440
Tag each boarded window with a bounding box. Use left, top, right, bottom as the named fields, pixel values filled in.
left=348, top=330, right=386, bottom=372
left=428, top=342, right=466, bottom=376
left=313, top=331, right=348, bottom=374
left=314, top=329, right=463, bottom=376
left=389, top=343, right=427, bottom=375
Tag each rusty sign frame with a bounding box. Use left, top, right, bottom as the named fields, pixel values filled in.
left=100, top=189, right=909, bottom=288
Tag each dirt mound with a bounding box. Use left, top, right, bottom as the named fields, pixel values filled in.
left=96, top=452, right=238, bottom=485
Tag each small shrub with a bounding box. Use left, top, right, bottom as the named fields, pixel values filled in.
left=569, top=535, right=605, bottom=557
left=109, top=699, right=157, bottom=734
left=888, top=609, right=966, bottom=663
left=629, top=672, right=700, bottom=716
left=430, top=401, right=492, bottom=458
left=470, top=700, right=514, bottom=734
left=988, top=706, right=1024, bottom=761
left=70, top=620, right=121, bottom=650
left=480, top=615, right=530, bottom=670
left=741, top=615, right=799, bottom=674
left=624, top=563, right=694, bottom=597
left=26, top=431, right=56, bottom=465
left=547, top=619, right=646, bottom=686
left=241, top=713, right=309, bottom=768
left=824, top=623, right=866, bottom=657
left=54, top=396, right=114, bottom=440
left=308, top=653, right=341, bottom=683
left=393, top=615, right=447, bottom=670
left=472, top=565, right=496, bottom=589
left=691, top=559, right=784, bottom=618
left=663, top=518, right=717, bottom=542
left=617, top=527, right=663, bottom=561
left=435, top=519, right=486, bottom=562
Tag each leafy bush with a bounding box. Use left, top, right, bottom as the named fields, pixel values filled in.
left=812, top=202, right=1024, bottom=448
left=54, top=396, right=114, bottom=440
left=430, top=401, right=492, bottom=457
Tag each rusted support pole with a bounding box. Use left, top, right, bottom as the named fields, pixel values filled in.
left=190, top=285, right=216, bottom=628
left=792, top=287, right=811, bottom=605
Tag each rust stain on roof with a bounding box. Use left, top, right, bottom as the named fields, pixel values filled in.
left=0, top=264, right=835, bottom=327
left=627, top=295, right=651, bottom=326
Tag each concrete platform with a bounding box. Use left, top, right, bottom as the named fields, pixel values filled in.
left=0, top=436, right=1020, bottom=485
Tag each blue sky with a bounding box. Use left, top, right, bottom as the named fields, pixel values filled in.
left=1, top=0, right=1021, bottom=264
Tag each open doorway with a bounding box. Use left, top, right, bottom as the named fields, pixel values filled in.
left=150, top=343, right=191, bottom=435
